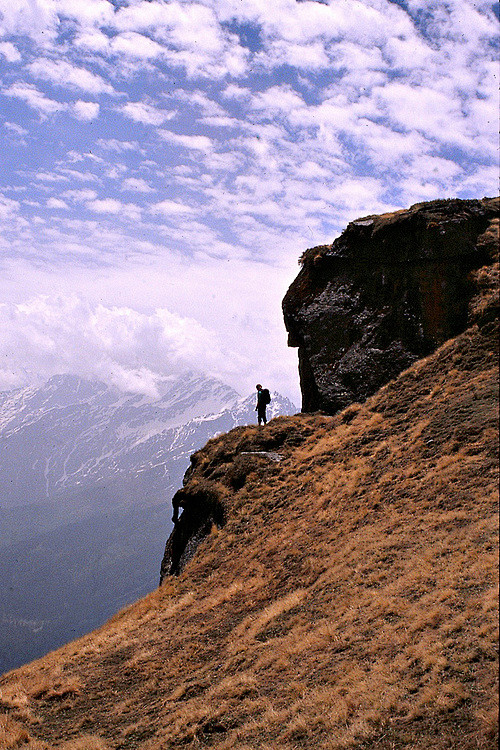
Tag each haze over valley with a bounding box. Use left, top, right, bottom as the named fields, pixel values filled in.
left=0, top=372, right=295, bottom=672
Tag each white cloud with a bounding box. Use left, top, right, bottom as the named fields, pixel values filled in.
left=375, top=82, right=477, bottom=152
left=121, top=101, right=176, bottom=126
left=28, top=58, right=114, bottom=95
left=114, top=1, right=223, bottom=53
left=288, top=96, right=361, bottom=134
left=121, top=178, right=154, bottom=193
left=158, top=131, right=213, bottom=152
left=104, top=163, right=128, bottom=180
left=0, top=296, right=234, bottom=397
left=0, top=41, right=21, bottom=62
left=56, top=0, right=114, bottom=28
left=110, top=0, right=248, bottom=78
left=250, top=85, right=305, bottom=116
left=217, top=0, right=412, bottom=46
left=59, top=168, right=99, bottom=183
left=4, top=122, right=28, bottom=137
left=72, top=100, right=100, bottom=121
left=259, top=40, right=330, bottom=70
left=455, top=165, right=499, bottom=196
left=86, top=198, right=123, bottom=214
left=74, top=29, right=110, bottom=52
left=201, top=115, right=238, bottom=129
left=222, top=84, right=251, bottom=101
left=85, top=198, right=142, bottom=221
left=352, top=120, right=430, bottom=169
left=111, top=32, right=167, bottom=59
left=408, top=155, right=462, bottom=182
left=36, top=171, right=68, bottom=182
left=97, top=139, right=141, bottom=153
left=0, top=0, right=59, bottom=43
left=46, top=197, right=68, bottom=210
left=62, top=189, right=98, bottom=202
left=398, top=176, right=446, bottom=203
left=4, top=83, right=66, bottom=117
left=150, top=200, right=194, bottom=217
left=383, top=35, right=434, bottom=70
left=297, top=161, right=331, bottom=180
left=0, top=193, right=20, bottom=220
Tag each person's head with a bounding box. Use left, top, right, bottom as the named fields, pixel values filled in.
left=256, top=383, right=262, bottom=391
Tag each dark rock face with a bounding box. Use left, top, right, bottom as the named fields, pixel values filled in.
left=283, top=197, right=499, bottom=414
left=159, top=480, right=227, bottom=580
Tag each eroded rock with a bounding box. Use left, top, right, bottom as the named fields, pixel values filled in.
left=159, top=480, right=227, bottom=580
left=283, top=197, right=499, bottom=414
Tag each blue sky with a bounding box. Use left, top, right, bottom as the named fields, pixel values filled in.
left=0, top=0, right=498, bottom=403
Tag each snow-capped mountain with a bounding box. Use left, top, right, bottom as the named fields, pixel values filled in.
left=0, top=373, right=295, bottom=508
left=0, top=373, right=296, bottom=674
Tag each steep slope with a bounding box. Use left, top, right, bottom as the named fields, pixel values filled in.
left=0, top=318, right=497, bottom=749
left=283, top=197, right=498, bottom=413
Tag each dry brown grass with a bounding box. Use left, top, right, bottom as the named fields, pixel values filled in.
left=0, top=322, right=498, bottom=749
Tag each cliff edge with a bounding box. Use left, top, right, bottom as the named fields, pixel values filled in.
left=283, top=197, right=498, bottom=413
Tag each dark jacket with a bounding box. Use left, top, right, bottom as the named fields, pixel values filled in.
left=256, top=389, right=267, bottom=411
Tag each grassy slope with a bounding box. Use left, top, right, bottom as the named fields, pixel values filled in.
left=0, top=322, right=498, bottom=750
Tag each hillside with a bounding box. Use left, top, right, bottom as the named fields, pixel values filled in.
left=0, top=317, right=497, bottom=748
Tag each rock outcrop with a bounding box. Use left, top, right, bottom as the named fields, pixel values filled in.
left=160, top=480, right=227, bottom=579
left=283, top=197, right=499, bottom=414
left=159, top=422, right=314, bottom=581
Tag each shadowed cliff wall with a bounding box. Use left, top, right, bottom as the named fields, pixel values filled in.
left=283, top=197, right=499, bottom=414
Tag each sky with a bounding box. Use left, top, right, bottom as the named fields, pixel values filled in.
left=0, top=0, right=498, bottom=404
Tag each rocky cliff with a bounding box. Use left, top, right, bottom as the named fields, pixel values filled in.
left=0, top=197, right=497, bottom=750
left=161, top=197, right=499, bottom=585
left=1, top=313, right=497, bottom=750
left=283, top=197, right=499, bottom=413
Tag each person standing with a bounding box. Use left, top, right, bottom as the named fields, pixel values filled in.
left=255, top=383, right=271, bottom=425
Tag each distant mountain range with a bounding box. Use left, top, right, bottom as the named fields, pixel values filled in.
left=0, top=373, right=296, bottom=673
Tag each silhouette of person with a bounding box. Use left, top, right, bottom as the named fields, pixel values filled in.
left=255, top=383, right=269, bottom=426
left=172, top=494, right=180, bottom=524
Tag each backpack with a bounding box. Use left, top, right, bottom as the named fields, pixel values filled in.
left=261, top=388, right=271, bottom=405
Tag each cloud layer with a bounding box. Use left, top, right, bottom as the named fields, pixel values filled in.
left=0, top=0, right=498, bottom=400
left=0, top=296, right=231, bottom=396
